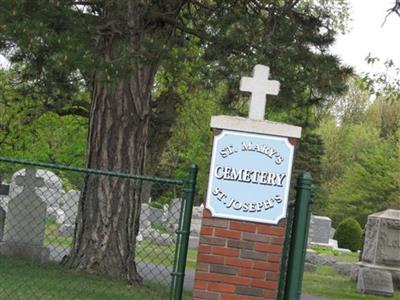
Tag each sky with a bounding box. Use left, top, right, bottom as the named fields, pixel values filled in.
left=331, top=0, right=400, bottom=77
left=1, top=1, right=399, bottom=76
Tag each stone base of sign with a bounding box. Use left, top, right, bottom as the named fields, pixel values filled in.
left=193, top=209, right=285, bottom=300
left=357, top=262, right=400, bottom=290
left=0, top=242, right=50, bottom=264
left=211, top=116, right=302, bottom=139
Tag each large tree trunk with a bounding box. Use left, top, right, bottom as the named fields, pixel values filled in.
left=63, top=67, right=155, bottom=283
left=62, top=1, right=185, bottom=283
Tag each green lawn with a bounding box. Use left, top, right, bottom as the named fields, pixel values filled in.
left=44, top=221, right=72, bottom=248
left=44, top=220, right=198, bottom=269
left=302, top=265, right=400, bottom=300
left=0, top=256, right=191, bottom=300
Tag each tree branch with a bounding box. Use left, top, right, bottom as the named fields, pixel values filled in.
left=150, top=12, right=213, bottom=42
left=44, top=98, right=90, bottom=118
left=383, top=0, right=400, bottom=25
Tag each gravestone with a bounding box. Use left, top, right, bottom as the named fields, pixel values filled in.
left=58, top=190, right=80, bottom=236
left=139, top=203, right=155, bottom=239
left=0, top=174, right=10, bottom=211
left=188, top=205, right=203, bottom=249
left=9, top=169, right=64, bottom=222
left=0, top=174, right=9, bottom=196
left=190, top=205, right=203, bottom=235
left=357, top=268, right=394, bottom=297
left=148, top=206, right=163, bottom=225
left=0, top=207, right=5, bottom=241
left=0, top=168, right=50, bottom=263
left=166, top=198, right=182, bottom=230
left=309, top=215, right=332, bottom=244
left=357, top=209, right=400, bottom=290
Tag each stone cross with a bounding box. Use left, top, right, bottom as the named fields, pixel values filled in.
left=15, top=168, right=45, bottom=190
left=240, top=64, right=280, bottom=120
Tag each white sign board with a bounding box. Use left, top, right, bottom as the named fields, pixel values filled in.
left=205, top=130, right=295, bottom=224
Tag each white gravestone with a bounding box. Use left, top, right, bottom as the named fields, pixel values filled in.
left=188, top=206, right=204, bottom=249
left=240, top=64, right=280, bottom=120
left=0, top=168, right=50, bottom=263
left=9, top=169, right=64, bottom=223
left=61, top=190, right=80, bottom=224
left=166, top=198, right=182, bottom=230
left=58, top=190, right=80, bottom=236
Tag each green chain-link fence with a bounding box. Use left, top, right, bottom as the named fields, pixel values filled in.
left=0, top=157, right=197, bottom=300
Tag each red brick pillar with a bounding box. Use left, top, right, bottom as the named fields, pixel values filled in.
left=193, top=208, right=286, bottom=300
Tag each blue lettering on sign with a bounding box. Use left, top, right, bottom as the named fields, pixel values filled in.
left=205, top=130, right=295, bottom=224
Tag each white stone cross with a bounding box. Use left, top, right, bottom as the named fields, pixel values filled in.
left=240, top=64, right=280, bottom=120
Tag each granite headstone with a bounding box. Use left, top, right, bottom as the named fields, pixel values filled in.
left=357, top=209, right=400, bottom=290
left=357, top=268, right=394, bottom=297
left=0, top=168, right=50, bottom=263
left=309, top=215, right=332, bottom=244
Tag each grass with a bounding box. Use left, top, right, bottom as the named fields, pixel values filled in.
left=44, top=220, right=199, bottom=269
left=136, top=240, right=198, bottom=269
left=0, top=256, right=191, bottom=300
left=335, top=251, right=360, bottom=263
left=44, top=220, right=72, bottom=248
left=302, top=265, right=400, bottom=300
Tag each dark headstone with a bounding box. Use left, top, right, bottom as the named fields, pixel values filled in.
left=0, top=207, right=5, bottom=241
left=0, top=174, right=9, bottom=196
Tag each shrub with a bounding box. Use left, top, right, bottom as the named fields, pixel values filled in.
left=334, top=217, right=363, bottom=252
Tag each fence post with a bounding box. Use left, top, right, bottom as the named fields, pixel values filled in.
left=171, top=164, right=198, bottom=300
left=277, top=202, right=295, bottom=300
left=284, top=171, right=313, bottom=300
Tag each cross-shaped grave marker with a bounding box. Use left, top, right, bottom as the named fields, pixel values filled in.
left=240, top=64, right=280, bottom=120
left=3, top=168, right=47, bottom=246
left=15, top=168, right=45, bottom=191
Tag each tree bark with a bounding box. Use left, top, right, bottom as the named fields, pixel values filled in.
left=62, top=1, right=185, bottom=283
left=63, top=67, right=155, bottom=283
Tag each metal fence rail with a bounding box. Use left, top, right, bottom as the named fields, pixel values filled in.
left=0, top=157, right=196, bottom=300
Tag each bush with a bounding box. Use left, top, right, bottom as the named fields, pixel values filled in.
left=334, top=217, right=363, bottom=252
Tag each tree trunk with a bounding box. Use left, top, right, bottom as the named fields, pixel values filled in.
left=141, top=89, right=182, bottom=203
left=63, top=67, right=155, bottom=284
left=61, top=1, right=185, bottom=283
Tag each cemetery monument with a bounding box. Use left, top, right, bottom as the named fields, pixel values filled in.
left=0, top=168, right=50, bottom=263
left=356, top=209, right=400, bottom=296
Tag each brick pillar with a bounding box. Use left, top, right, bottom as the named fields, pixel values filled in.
left=193, top=209, right=286, bottom=300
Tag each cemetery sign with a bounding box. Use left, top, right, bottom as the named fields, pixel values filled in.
left=205, top=65, right=299, bottom=224
left=206, top=130, right=294, bottom=224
